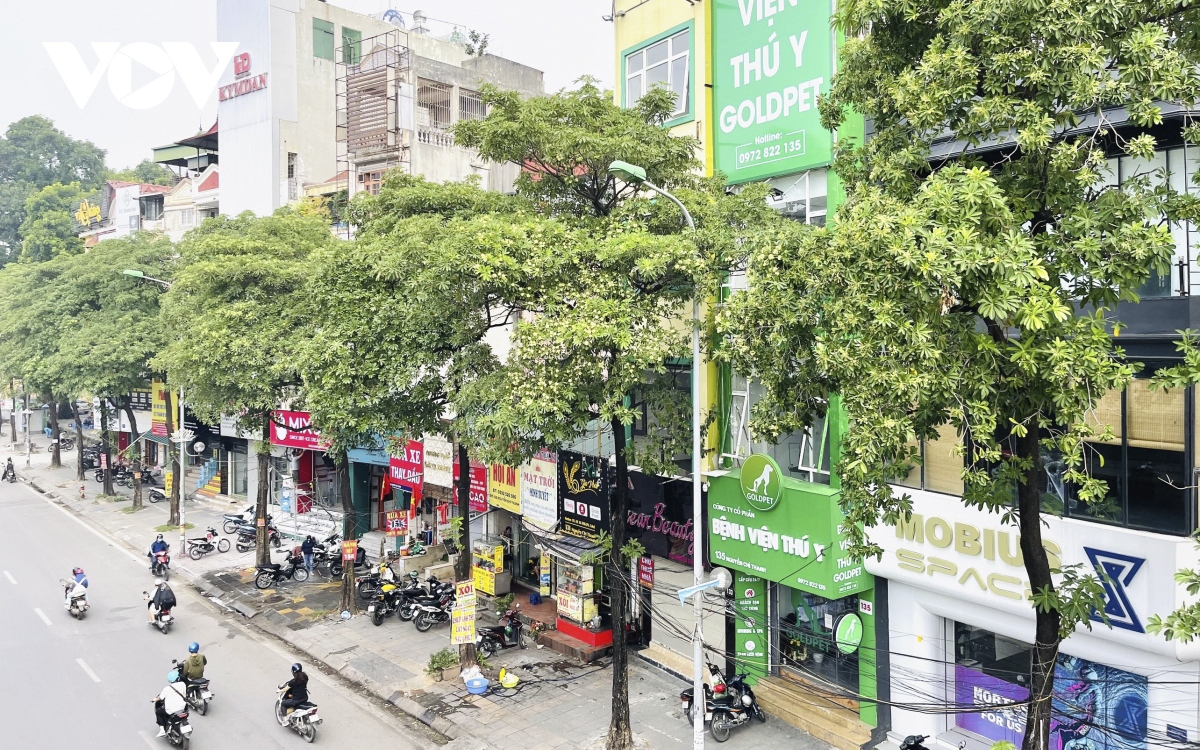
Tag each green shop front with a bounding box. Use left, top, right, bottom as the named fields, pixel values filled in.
left=709, top=455, right=880, bottom=742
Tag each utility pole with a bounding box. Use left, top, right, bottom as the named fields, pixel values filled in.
left=23, top=393, right=30, bottom=468
left=178, top=386, right=187, bottom=552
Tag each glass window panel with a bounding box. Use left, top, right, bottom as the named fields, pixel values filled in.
left=627, top=50, right=643, bottom=73
left=892, top=436, right=922, bottom=489
left=1120, top=151, right=1168, bottom=188
left=1084, top=387, right=1123, bottom=443
left=626, top=74, right=642, bottom=108
left=1127, top=378, right=1184, bottom=451
left=672, top=29, right=690, bottom=57
left=646, top=40, right=669, bottom=66
left=645, top=62, right=668, bottom=88
left=924, top=423, right=963, bottom=495
left=955, top=622, right=1032, bottom=686
left=670, top=56, right=689, bottom=114
left=1076, top=441, right=1123, bottom=524
left=1126, top=445, right=1187, bottom=533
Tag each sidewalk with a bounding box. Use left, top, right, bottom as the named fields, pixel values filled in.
left=16, top=434, right=829, bottom=750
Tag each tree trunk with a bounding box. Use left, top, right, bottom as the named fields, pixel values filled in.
left=455, top=440, right=477, bottom=668
left=164, top=389, right=180, bottom=525
left=255, top=414, right=272, bottom=567
left=48, top=393, right=61, bottom=468
left=607, top=417, right=633, bottom=750
left=9, top=394, right=16, bottom=443
left=1016, top=426, right=1060, bottom=750
left=338, top=454, right=356, bottom=614
left=122, top=398, right=143, bottom=510
left=100, top=399, right=114, bottom=496
left=71, top=401, right=85, bottom=481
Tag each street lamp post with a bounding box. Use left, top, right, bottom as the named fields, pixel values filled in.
left=607, top=161, right=704, bottom=750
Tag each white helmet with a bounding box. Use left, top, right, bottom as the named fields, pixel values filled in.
left=154, top=578, right=165, bottom=587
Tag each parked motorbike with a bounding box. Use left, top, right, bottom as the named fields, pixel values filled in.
left=368, top=582, right=404, bottom=626
left=171, top=659, right=214, bottom=716
left=413, top=594, right=455, bottom=632
left=234, top=524, right=282, bottom=553
left=159, top=707, right=192, bottom=748
left=151, top=549, right=171, bottom=580
left=94, top=465, right=131, bottom=483
left=312, top=533, right=344, bottom=577
left=899, top=736, right=931, bottom=750
left=397, top=577, right=453, bottom=622
left=681, top=665, right=764, bottom=742
left=477, top=603, right=526, bottom=657
left=57, top=435, right=76, bottom=450
left=254, top=552, right=309, bottom=589
left=60, top=578, right=89, bottom=619
left=275, top=684, right=321, bottom=742
left=222, top=506, right=271, bottom=535
left=186, top=527, right=230, bottom=560
left=149, top=489, right=167, bottom=504
left=145, top=591, right=174, bottom=634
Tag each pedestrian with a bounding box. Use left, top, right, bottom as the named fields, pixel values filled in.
left=301, top=535, right=316, bottom=573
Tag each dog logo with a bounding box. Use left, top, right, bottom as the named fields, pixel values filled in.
left=739, top=454, right=783, bottom=511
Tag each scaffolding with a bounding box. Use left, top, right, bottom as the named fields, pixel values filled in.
left=335, top=30, right=413, bottom=235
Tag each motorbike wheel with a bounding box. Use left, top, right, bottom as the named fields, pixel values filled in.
left=255, top=572, right=275, bottom=590
left=180, top=737, right=190, bottom=750
left=478, top=638, right=496, bottom=658
left=236, top=542, right=251, bottom=553
left=414, top=611, right=434, bottom=632
left=93, top=471, right=104, bottom=483
left=357, top=580, right=377, bottom=602
left=293, top=568, right=309, bottom=583
left=270, top=535, right=282, bottom=549
left=711, top=716, right=731, bottom=743
left=301, top=723, right=317, bottom=743
left=330, top=561, right=343, bottom=577
left=189, top=545, right=205, bottom=561
left=398, top=603, right=415, bottom=622
left=162, top=621, right=172, bottom=635
left=756, top=706, right=767, bottom=723
left=685, top=704, right=694, bottom=727
left=222, top=520, right=239, bottom=534
left=163, top=567, right=170, bottom=582
left=217, top=538, right=230, bottom=553
left=196, top=697, right=208, bottom=716
left=372, top=607, right=384, bottom=626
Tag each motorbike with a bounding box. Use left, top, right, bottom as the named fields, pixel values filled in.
left=413, top=593, right=455, bottom=632
left=222, top=506, right=271, bottom=535
left=159, top=707, right=193, bottom=748
left=94, top=465, right=131, bottom=483
left=149, top=488, right=167, bottom=504
left=56, top=435, right=76, bottom=450
left=254, top=552, right=309, bottom=589
left=186, top=527, right=230, bottom=559
left=234, top=524, right=282, bottom=553
left=60, top=578, right=89, bottom=619
left=477, top=603, right=526, bottom=657
left=276, top=684, right=321, bottom=743
left=397, top=577, right=453, bottom=622
left=899, top=736, right=931, bottom=750
left=311, top=533, right=344, bottom=577
left=151, top=549, right=171, bottom=580
left=368, top=581, right=404, bottom=626
left=681, top=665, right=764, bottom=742
left=145, top=591, right=174, bottom=634
left=171, top=660, right=214, bottom=716
left=3, top=466, right=15, bottom=482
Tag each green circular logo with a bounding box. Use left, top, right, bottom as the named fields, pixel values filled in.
left=834, top=612, right=863, bottom=654
left=739, top=454, right=783, bottom=511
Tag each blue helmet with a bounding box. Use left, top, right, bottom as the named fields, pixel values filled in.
left=167, top=670, right=180, bottom=683
left=291, top=663, right=302, bottom=674
left=188, top=642, right=199, bottom=654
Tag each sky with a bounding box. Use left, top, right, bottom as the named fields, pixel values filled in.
left=0, top=0, right=614, bottom=170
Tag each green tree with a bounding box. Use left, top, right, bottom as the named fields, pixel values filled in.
left=108, top=159, right=176, bottom=187
left=18, top=182, right=90, bottom=262
left=157, top=210, right=334, bottom=564
left=719, top=3, right=1200, bottom=749
left=0, top=116, right=107, bottom=263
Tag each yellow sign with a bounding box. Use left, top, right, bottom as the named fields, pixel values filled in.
left=473, top=566, right=496, bottom=595
left=487, top=463, right=521, bottom=514
left=151, top=379, right=168, bottom=437
left=74, top=199, right=102, bottom=228
left=539, top=555, right=551, bottom=596
left=455, top=580, right=476, bottom=608
left=450, top=606, right=476, bottom=645
left=165, top=470, right=173, bottom=497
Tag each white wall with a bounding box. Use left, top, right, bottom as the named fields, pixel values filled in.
left=217, top=0, right=277, bottom=215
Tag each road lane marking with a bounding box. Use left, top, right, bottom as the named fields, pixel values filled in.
left=76, top=658, right=101, bottom=682
left=4, top=570, right=15, bottom=584
left=34, top=608, right=52, bottom=626
left=18, top=482, right=142, bottom=565
left=138, top=730, right=157, bottom=748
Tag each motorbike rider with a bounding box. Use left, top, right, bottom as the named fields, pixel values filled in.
left=147, top=578, right=176, bottom=623
left=279, top=663, right=309, bottom=722
left=148, top=534, right=170, bottom=570
left=151, top=670, right=188, bottom=737
left=65, top=566, right=88, bottom=608
left=181, top=642, right=207, bottom=683
left=3, top=457, right=14, bottom=481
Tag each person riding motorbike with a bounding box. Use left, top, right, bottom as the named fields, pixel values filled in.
left=148, top=534, right=170, bottom=571
left=182, top=642, right=206, bottom=683
left=279, top=663, right=309, bottom=723
left=3, top=457, right=14, bottom=481
left=147, top=578, right=176, bottom=623
left=152, top=670, right=188, bottom=737
left=65, top=566, right=88, bottom=608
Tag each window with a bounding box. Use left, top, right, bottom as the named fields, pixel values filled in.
left=727, top=372, right=831, bottom=484
left=287, top=152, right=298, bottom=201
left=417, top=79, right=452, bottom=130
left=341, top=26, right=362, bottom=65
left=892, top=423, right=965, bottom=496
left=625, top=28, right=690, bottom=118
left=459, top=88, right=485, bottom=122
left=358, top=170, right=383, bottom=195
left=313, top=19, right=335, bottom=61
left=140, top=195, right=164, bottom=221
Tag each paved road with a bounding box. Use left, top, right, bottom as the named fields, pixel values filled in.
left=0, top=479, right=437, bottom=749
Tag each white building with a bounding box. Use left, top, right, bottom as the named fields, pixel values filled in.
left=76, top=181, right=171, bottom=246
left=162, top=166, right=220, bottom=243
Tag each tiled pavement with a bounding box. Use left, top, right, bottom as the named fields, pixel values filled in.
left=18, top=434, right=831, bottom=750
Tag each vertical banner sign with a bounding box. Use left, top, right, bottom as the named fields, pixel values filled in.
left=487, top=463, right=521, bottom=513
left=520, top=449, right=558, bottom=530
left=455, top=580, right=477, bottom=608
left=384, top=510, right=407, bottom=536
left=558, top=450, right=609, bottom=541
left=638, top=556, right=655, bottom=589
left=453, top=460, right=489, bottom=513
left=341, top=539, right=359, bottom=562
left=422, top=434, right=453, bottom=488
left=734, top=572, right=768, bottom=679
left=450, top=606, right=476, bottom=645
left=713, top=0, right=835, bottom=183
left=389, top=439, right=424, bottom=500
left=151, top=379, right=168, bottom=436
left=539, top=554, right=551, bottom=596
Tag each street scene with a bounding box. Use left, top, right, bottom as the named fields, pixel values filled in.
left=3, top=1, right=1200, bottom=750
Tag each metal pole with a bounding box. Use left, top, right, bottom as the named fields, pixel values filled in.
left=179, top=386, right=186, bottom=551
left=24, top=394, right=30, bottom=468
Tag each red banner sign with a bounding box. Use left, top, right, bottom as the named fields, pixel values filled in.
left=341, top=539, right=359, bottom=562
left=384, top=510, right=407, bottom=537
left=270, top=410, right=328, bottom=450
left=453, top=459, right=488, bottom=513
left=389, top=439, right=424, bottom=499
left=638, top=556, right=655, bottom=589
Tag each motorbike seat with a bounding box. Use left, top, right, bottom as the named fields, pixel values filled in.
left=296, top=701, right=317, bottom=710
left=189, top=678, right=210, bottom=686
left=258, top=563, right=282, bottom=571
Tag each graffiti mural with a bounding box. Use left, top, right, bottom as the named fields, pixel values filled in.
left=1051, top=656, right=1147, bottom=750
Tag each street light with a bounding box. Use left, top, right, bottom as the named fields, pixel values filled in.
left=608, top=160, right=703, bottom=750
left=122, top=269, right=173, bottom=288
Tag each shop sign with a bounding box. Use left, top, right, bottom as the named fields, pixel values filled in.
left=219, top=52, right=268, bottom=101
left=151, top=379, right=168, bottom=437
left=740, top=454, right=783, bottom=511
left=954, top=664, right=1028, bottom=744
left=539, top=555, right=551, bottom=596
left=422, top=434, right=453, bottom=487
left=270, top=410, right=328, bottom=450
left=450, top=606, right=475, bottom=645
left=559, top=450, right=609, bottom=541
left=709, top=472, right=870, bottom=597
left=734, top=572, right=768, bottom=679
left=833, top=612, right=863, bottom=654
left=472, top=565, right=496, bottom=595
left=488, top=463, right=521, bottom=514
left=712, top=0, right=835, bottom=183
left=218, top=414, right=257, bottom=440
left=389, top=439, right=424, bottom=499
left=637, top=556, right=654, bottom=589
left=341, top=539, right=359, bottom=562
left=455, top=580, right=476, bottom=608
left=72, top=198, right=103, bottom=230
left=627, top=472, right=696, bottom=564
left=520, top=449, right=558, bottom=530
left=453, top=460, right=488, bottom=513
left=384, top=510, right=407, bottom=537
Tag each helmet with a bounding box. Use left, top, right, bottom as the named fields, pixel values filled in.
left=72, top=567, right=84, bottom=576
left=167, top=670, right=180, bottom=683
left=291, top=663, right=303, bottom=674
left=154, top=578, right=165, bottom=587
left=156, top=534, right=163, bottom=541
left=188, top=642, right=200, bottom=654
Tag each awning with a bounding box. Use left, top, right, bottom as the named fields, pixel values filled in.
left=137, top=431, right=170, bottom=446
left=523, top=524, right=601, bottom=564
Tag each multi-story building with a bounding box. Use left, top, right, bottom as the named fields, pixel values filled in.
left=74, top=180, right=172, bottom=246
